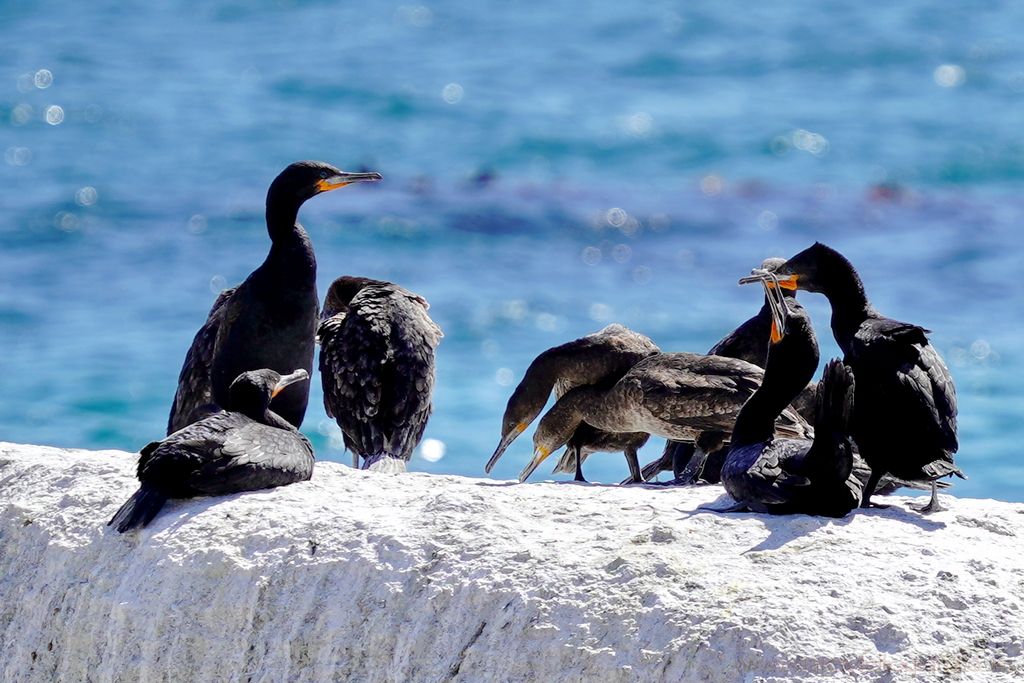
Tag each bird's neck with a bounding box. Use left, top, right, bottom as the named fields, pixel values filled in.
left=732, top=333, right=818, bottom=447
left=813, top=253, right=872, bottom=346
left=266, top=199, right=302, bottom=238
left=512, top=353, right=563, bottom=424
left=262, top=205, right=317, bottom=290
left=540, top=388, right=593, bottom=449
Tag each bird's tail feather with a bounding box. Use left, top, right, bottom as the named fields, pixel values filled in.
left=108, top=486, right=167, bottom=533
left=808, top=360, right=856, bottom=484
left=552, top=447, right=584, bottom=474
left=814, top=360, right=855, bottom=441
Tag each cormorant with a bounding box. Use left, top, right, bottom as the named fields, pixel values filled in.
left=318, top=276, right=442, bottom=472
left=716, top=277, right=862, bottom=516
left=109, top=369, right=314, bottom=532
left=524, top=351, right=811, bottom=482
left=771, top=242, right=962, bottom=512
left=485, top=324, right=660, bottom=482
left=167, top=161, right=381, bottom=434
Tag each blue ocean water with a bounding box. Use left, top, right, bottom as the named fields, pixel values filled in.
left=2, top=1, right=1022, bottom=500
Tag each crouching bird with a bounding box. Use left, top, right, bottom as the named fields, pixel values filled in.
left=716, top=273, right=862, bottom=517
left=109, top=369, right=314, bottom=533
left=318, top=276, right=443, bottom=472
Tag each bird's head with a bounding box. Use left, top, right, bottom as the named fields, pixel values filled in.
left=485, top=375, right=552, bottom=474
left=321, top=275, right=381, bottom=321
left=767, top=242, right=854, bottom=295
left=228, top=369, right=310, bottom=415
left=518, top=390, right=588, bottom=482
left=268, top=160, right=381, bottom=206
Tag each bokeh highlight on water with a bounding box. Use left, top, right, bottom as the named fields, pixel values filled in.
left=2, top=2, right=1022, bottom=500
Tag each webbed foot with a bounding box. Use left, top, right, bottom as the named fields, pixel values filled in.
left=912, top=483, right=945, bottom=514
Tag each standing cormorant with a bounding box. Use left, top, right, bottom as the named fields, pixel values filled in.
left=318, top=276, right=442, bottom=472
left=485, top=324, right=660, bottom=482
left=771, top=242, right=962, bottom=512
left=110, top=369, right=314, bottom=532
left=167, top=161, right=381, bottom=434
left=715, top=276, right=862, bottom=517
left=524, top=351, right=811, bottom=482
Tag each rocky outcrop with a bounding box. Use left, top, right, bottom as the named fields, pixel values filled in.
left=1, top=442, right=1021, bottom=682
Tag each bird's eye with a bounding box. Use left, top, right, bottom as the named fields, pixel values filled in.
left=319, top=171, right=328, bottom=179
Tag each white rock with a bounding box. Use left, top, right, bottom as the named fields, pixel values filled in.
left=1, top=441, right=1022, bottom=682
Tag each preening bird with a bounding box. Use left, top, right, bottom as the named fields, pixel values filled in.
left=318, top=276, right=442, bottom=472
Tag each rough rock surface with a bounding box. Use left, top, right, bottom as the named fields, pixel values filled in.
left=1, top=442, right=1022, bottom=682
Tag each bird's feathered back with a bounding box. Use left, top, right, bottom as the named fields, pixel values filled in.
left=319, top=280, right=442, bottom=462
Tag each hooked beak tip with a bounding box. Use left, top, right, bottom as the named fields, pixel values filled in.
left=271, top=369, right=310, bottom=398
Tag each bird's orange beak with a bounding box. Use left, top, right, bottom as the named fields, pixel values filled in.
left=316, top=171, right=383, bottom=192
left=765, top=275, right=799, bottom=290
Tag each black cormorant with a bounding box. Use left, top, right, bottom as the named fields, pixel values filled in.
left=318, top=276, right=442, bottom=472
left=771, top=242, right=962, bottom=512
left=716, top=278, right=862, bottom=516
left=524, top=351, right=811, bottom=482
left=485, top=324, right=660, bottom=482
left=167, top=161, right=381, bottom=434
left=110, top=369, right=314, bottom=532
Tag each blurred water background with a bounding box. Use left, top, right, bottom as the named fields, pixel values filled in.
left=2, top=1, right=1022, bottom=500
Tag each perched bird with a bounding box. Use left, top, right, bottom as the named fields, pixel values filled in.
left=167, top=161, right=381, bottom=435
left=525, top=350, right=811, bottom=483
left=109, top=369, right=314, bottom=533
left=485, top=324, right=660, bottom=482
left=771, top=242, right=962, bottom=512
left=318, top=276, right=442, bottom=472
left=715, top=278, right=862, bottom=517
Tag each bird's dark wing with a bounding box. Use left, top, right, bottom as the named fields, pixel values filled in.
left=167, top=287, right=238, bottom=434
left=905, top=343, right=958, bottom=452
left=731, top=441, right=813, bottom=506
left=707, top=309, right=770, bottom=368
left=852, top=317, right=958, bottom=452
left=729, top=439, right=861, bottom=516
left=850, top=317, right=929, bottom=366
left=140, top=411, right=247, bottom=492
left=142, top=412, right=313, bottom=496
left=636, top=355, right=763, bottom=432
left=189, top=423, right=314, bottom=494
